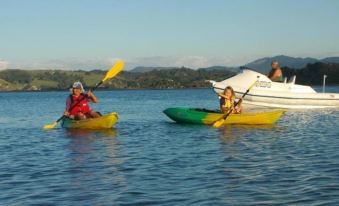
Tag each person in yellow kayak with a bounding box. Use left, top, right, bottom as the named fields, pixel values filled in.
left=64, top=82, right=101, bottom=120
left=218, top=86, right=242, bottom=114
left=268, top=60, right=283, bottom=82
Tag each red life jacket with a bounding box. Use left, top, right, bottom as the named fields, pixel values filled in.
left=67, top=94, right=91, bottom=115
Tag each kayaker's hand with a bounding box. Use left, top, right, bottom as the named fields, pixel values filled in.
left=87, top=90, right=93, bottom=97
left=64, top=111, right=70, bottom=116
left=87, top=89, right=98, bottom=103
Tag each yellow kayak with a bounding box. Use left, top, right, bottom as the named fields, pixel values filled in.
left=163, top=108, right=285, bottom=125
left=61, top=112, right=118, bottom=129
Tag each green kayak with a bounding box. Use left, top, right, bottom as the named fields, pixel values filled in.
left=163, top=107, right=285, bottom=125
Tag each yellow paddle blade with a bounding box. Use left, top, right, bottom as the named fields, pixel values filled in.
left=212, top=119, right=225, bottom=128
left=43, top=122, right=58, bottom=129
left=102, top=60, right=125, bottom=82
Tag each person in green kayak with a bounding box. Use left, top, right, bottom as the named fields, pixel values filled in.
left=218, top=86, right=242, bottom=114
left=64, top=82, right=101, bottom=120
left=268, top=60, right=283, bottom=82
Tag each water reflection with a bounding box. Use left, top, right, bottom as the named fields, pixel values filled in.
left=65, top=128, right=118, bottom=139
left=65, top=128, right=118, bottom=162
left=63, top=128, right=127, bottom=201
left=218, top=126, right=237, bottom=144
left=218, top=124, right=277, bottom=144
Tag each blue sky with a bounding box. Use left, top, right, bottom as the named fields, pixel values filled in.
left=0, top=0, right=338, bottom=70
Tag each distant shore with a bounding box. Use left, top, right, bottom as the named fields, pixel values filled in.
left=0, top=68, right=236, bottom=92
left=1, top=61, right=339, bottom=92
left=1, top=85, right=339, bottom=93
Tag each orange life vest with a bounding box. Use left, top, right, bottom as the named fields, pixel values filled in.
left=67, top=94, right=91, bottom=116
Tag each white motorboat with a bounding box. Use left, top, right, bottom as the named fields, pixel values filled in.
left=209, top=69, right=339, bottom=109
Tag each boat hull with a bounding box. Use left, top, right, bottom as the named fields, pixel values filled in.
left=62, top=112, right=118, bottom=129
left=163, top=108, right=285, bottom=125
left=211, top=69, right=339, bottom=109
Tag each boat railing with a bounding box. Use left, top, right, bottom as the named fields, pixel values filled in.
left=288, top=75, right=296, bottom=84
left=323, top=75, right=327, bottom=93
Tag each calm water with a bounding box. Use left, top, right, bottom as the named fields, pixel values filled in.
left=1, top=87, right=339, bottom=205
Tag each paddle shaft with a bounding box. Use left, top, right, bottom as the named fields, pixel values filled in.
left=219, top=86, right=252, bottom=121
left=55, top=80, right=104, bottom=123
left=217, top=77, right=259, bottom=122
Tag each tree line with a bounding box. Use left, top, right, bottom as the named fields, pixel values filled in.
left=0, top=67, right=236, bottom=91
left=1, top=62, right=338, bottom=91
left=282, top=62, right=339, bottom=85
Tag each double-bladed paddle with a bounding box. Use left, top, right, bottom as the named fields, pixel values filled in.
left=43, top=60, right=124, bottom=129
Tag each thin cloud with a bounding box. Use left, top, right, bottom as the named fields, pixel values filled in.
left=125, top=56, right=255, bottom=69
left=0, top=59, right=9, bottom=70
left=9, top=58, right=114, bottom=71
left=6, top=56, right=253, bottom=71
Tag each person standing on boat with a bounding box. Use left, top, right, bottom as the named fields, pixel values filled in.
left=218, top=86, right=242, bottom=114
left=268, top=60, right=283, bottom=82
left=64, top=82, right=101, bottom=120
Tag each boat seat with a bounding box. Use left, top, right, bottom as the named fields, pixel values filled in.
left=288, top=75, right=296, bottom=84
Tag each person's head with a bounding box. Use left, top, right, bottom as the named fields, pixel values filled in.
left=71, top=81, right=85, bottom=95
left=271, top=60, right=279, bottom=70
left=223, top=86, right=235, bottom=98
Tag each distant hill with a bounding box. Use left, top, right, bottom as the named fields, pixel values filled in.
left=198, top=66, right=239, bottom=72
left=321, top=57, right=339, bottom=64
left=130, top=65, right=240, bottom=73
left=130, top=66, right=177, bottom=73
left=104, top=55, right=339, bottom=74
left=244, top=55, right=318, bottom=73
